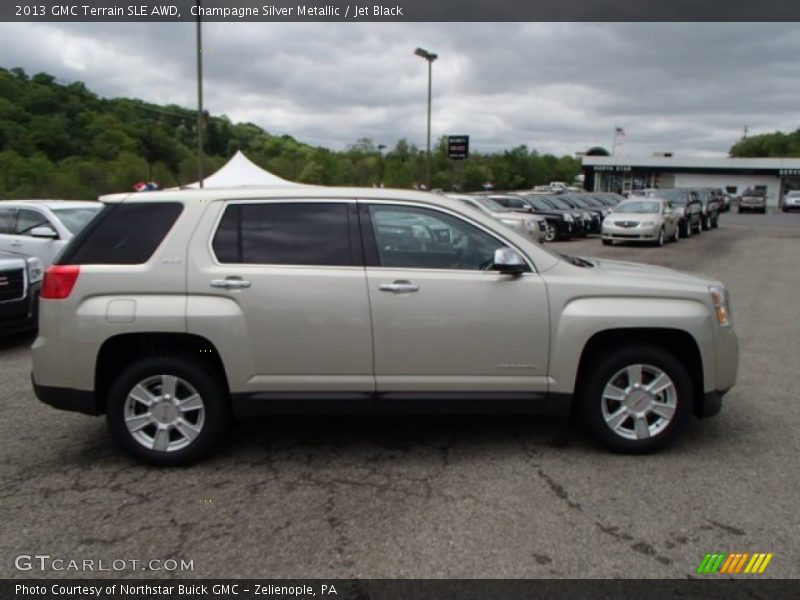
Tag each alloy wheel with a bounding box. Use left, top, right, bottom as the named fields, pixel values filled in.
left=123, top=374, right=206, bottom=452
left=600, top=363, right=677, bottom=441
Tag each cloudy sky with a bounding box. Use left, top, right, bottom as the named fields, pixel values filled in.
left=1, top=22, right=798, bottom=157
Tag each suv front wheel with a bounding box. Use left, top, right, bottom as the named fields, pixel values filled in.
left=578, top=346, right=693, bottom=453
left=106, top=356, right=230, bottom=466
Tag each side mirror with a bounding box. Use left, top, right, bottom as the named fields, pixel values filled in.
left=30, top=226, right=58, bottom=239
left=492, top=247, right=526, bottom=276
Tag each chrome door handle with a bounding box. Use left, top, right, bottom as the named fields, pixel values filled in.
left=210, top=278, right=251, bottom=289
left=379, top=280, right=419, bottom=293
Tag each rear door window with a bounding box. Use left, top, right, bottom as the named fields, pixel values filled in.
left=212, top=202, right=359, bottom=266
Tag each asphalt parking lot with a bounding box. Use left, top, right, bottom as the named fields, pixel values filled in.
left=1, top=211, right=799, bottom=579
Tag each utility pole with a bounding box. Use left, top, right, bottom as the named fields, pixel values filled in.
left=414, top=47, right=437, bottom=189
left=196, top=1, right=204, bottom=188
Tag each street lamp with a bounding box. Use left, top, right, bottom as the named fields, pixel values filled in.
left=414, top=47, right=437, bottom=189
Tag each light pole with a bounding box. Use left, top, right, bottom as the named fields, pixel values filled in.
left=196, top=1, right=204, bottom=188
left=414, top=47, right=437, bottom=189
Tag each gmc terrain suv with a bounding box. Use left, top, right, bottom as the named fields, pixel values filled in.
left=32, top=188, right=739, bottom=465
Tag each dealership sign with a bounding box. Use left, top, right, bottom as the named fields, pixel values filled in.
left=448, top=135, right=469, bottom=160
left=779, top=169, right=800, bottom=176
left=595, top=165, right=632, bottom=172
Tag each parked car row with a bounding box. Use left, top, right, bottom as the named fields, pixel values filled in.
left=599, top=187, right=722, bottom=247
left=445, top=190, right=625, bottom=242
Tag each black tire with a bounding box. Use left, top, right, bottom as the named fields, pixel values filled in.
left=672, top=225, right=680, bottom=243
left=577, top=345, right=694, bottom=454
left=106, top=355, right=231, bottom=466
left=655, top=228, right=664, bottom=247
left=680, top=220, right=690, bottom=238
left=602, top=239, right=612, bottom=246
left=711, top=215, right=719, bottom=228
left=701, top=216, right=710, bottom=231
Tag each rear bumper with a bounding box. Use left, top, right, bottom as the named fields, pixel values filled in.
left=32, top=375, right=100, bottom=415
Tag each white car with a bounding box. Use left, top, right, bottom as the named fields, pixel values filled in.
left=0, top=200, right=102, bottom=267
left=783, top=190, right=800, bottom=212
left=445, top=194, right=549, bottom=243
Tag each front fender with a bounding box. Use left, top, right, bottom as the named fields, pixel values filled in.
left=548, top=297, right=716, bottom=394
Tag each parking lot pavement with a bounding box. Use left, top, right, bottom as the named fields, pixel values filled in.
left=1, top=211, right=798, bottom=580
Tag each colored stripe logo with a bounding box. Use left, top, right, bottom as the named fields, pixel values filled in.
left=697, top=553, right=773, bottom=574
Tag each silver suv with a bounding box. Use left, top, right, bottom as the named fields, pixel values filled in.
left=31, top=188, right=739, bottom=465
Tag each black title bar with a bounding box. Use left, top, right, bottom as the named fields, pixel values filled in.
left=3, top=0, right=800, bottom=21
left=3, top=579, right=799, bottom=600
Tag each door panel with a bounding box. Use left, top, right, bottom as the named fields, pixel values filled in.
left=187, top=200, right=374, bottom=394
left=367, top=269, right=550, bottom=391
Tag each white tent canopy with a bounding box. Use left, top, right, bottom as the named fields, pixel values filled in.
left=177, top=150, right=301, bottom=189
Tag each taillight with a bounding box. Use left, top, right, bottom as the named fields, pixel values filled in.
left=41, top=265, right=80, bottom=299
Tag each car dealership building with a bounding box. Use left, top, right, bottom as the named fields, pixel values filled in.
left=582, top=155, right=800, bottom=209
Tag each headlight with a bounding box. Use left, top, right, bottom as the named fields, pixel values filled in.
left=499, top=218, right=521, bottom=228
left=523, top=219, right=537, bottom=231
left=709, top=285, right=731, bottom=327
left=640, top=221, right=656, bottom=227
left=26, top=257, right=44, bottom=284
left=583, top=212, right=591, bottom=220
left=563, top=214, right=574, bottom=222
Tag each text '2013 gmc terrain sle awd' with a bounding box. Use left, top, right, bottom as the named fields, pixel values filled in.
left=31, top=187, right=739, bottom=465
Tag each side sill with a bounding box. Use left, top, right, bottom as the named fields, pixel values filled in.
left=231, top=391, right=573, bottom=418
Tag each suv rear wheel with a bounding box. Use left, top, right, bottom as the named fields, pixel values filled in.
left=578, top=345, right=693, bottom=453
left=106, top=356, right=230, bottom=466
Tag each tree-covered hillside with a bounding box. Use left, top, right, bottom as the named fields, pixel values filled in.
left=0, top=67, right=580, bottom=198
left=729, top=129, right=800, bottom=158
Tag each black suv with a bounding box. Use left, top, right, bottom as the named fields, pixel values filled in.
left=0, top=250, right=43, bottom=336
left=693, top=189, right=721, bottom=230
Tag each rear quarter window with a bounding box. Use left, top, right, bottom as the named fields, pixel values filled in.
left=58, top=202, right=183, bottom=265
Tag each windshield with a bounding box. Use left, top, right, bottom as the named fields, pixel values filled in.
left=646, top=190, right=685, bottom=205
left=615, top=200, right=661, bottom=214
left=526, top=197, right=554, bottom=211
left=473, top=197, right=508, bottom=212
left=546, top=197, right=572, bottom=210
left=52, top=206, right=102, bottom=234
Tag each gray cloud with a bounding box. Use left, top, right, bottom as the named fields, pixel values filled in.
left=0, top=22, right=798, bottom=156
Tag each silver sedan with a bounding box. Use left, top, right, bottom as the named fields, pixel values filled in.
left=601, top=198, right=680, bottom=247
